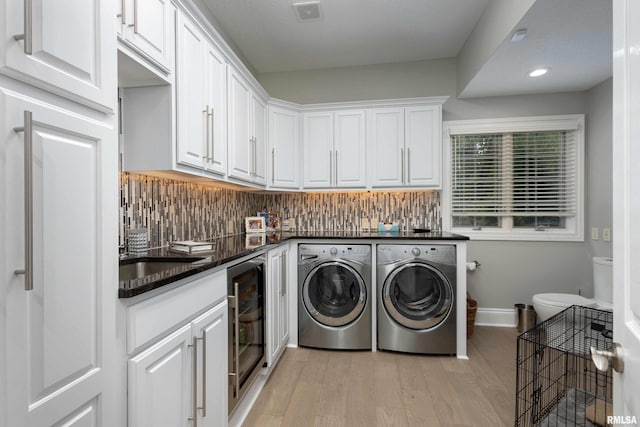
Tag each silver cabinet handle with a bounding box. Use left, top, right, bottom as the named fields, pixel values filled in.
left=400, top=147, right=405, bottom=184
left=249, top=138, right=254, bottom=177
left=13, top=111, right=33, bottom=291
left=200, top=331, right=207, bottom=417
left=271, top=148, right=275, bottom=184
left=280, top=253, right=286, bottom=296
left=253, top=137, right=258, bottom=178
left=117, top=0, right=126, bottom=23
left=209, top=108, right=214, bottom=164
left=13, top=0, right=32, bottom=55
left=406, top=147, right=410, bottom=183
left=335, top=150, right=338, bottom=186
left=203, top=106, right=210, bottom=163
left=188, top=336, right=199, bottom=426
left=229, top=282, right=240, bottom=397
left=129, top=0, right=138, bottom=32
left=329, top=150, right=333, bottom=187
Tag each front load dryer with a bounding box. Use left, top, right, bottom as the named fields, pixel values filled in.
left=298, top=244, right=372, bottom=350
left=377, top=244, right=457, bottom=354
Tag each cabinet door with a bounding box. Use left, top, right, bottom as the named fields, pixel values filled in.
left=122, top=0, right=175, bottom=73
left=228, top=69, right=252, bottom=182
left=302, top=112, right=333, bottom=188
left=128, top=325, right=192, bottom=427
left=269, top=107, right=300, bottom=189
left=1, top=0, right=115, bottom=111
left=279, top=249, right=290, bottom=351
left=369, top=108, right=405, bottom=187
left=204, top=43, right=227, bottom=176
left=176, top=13, right=206, bottom=169
left=405, top=105, right=441, bottom=187
left=192, top=301, right=228, bottom=427
left=267, top=250, right=282, bottom=367
left=334, top=110, right=367, bottom=188
left=252, top=94, right=267, bottom=185
left=2, top=90, right=117, bottom=426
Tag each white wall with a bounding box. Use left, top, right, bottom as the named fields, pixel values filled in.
left=585, top=79, right=613, bottom=259
left=259, top=59, right=612, bottom=309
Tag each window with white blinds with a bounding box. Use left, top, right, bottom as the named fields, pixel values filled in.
left=444, top=115, right=584, bottom=241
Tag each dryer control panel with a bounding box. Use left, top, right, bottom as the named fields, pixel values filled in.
left=299, top=244, right=371, bottom=262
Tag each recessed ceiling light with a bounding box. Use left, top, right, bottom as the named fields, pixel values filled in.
left=529, top=67, right=550, bottom=77
left=511, top=28, right=527, bottom=42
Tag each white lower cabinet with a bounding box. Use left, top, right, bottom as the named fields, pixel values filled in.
left=126, top=270, right=228, bottom=427
left=267, top=245, right=289, bottom=368
left=1, top=87, right=118, bottom=427
left=128, top=325, right=192, bottom=427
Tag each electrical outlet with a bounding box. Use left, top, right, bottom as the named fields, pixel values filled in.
left=361, top=217, right=370, bottom=230
left=591, top=227, right=599, bottom=240
left=227, top=220, right=234, bottom=234
left=603, top=228, right=611, bottom=242
left=370, top=217, right=379, bottom=231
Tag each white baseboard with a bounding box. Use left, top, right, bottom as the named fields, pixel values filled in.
left=474, top=307, right=517, bottom=327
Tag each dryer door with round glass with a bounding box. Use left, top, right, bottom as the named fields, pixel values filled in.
left=302, top=261, right=367, bottom=327
left=382, top=262, right=453, bottom=330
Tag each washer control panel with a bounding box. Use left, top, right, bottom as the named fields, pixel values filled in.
left=299, top=244, right=371, bottom=262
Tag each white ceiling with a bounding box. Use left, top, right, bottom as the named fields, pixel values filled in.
left=200, top=0, right=489, bottom=73
left=199, top=0, right=612, bottom=97
left=459, top=0, right=612, bottom=98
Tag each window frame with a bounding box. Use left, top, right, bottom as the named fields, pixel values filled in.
left=442, top=115, right=585, bottom=242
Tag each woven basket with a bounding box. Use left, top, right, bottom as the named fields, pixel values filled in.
left=466, top=292, right=478, bottom=339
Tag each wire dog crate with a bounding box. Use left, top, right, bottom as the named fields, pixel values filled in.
left=515, top=305, right=613, bottom=427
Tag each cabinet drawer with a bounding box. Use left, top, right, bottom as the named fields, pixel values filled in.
left=127, top=269, right=226, bottom=354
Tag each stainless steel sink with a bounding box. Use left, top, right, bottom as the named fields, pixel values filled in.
left=119, top=259, right=200, bottom=281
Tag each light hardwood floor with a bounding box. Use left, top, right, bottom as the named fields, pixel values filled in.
left=242, top=326, right=519, bottom=427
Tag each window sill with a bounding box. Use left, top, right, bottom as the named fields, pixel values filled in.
left=451, top=229, right=584, bottom=242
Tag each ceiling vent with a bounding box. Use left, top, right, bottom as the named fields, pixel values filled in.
left=293, top=1, right=322, bottom=22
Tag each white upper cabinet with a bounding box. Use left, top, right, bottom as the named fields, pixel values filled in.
left=228, top=68, right=266, bottom=186
left=177, top=14, right=207, bottom=169
left=176, top=10, right=227, bottom=176
left=204, top=43, right=227, bottom=176
left=118, top=0, right=176, bottom=74
left=228, top=69, right=252, bottom=182
left=334, top=110, right=367, bottom=188
left=302, top=112, right=333, bottom=188
left=302, top=110, right=366, bottom=189
left=252, top=93, right=267, bottom=185
left=0, top=0, right=116, bottom=111
left=369, top=104, right=442, bottom=188
left=368, top=108, right=405, bottom=187
left=404, top=105, right=441, bottom=187
left=268, top=106, right=300, bottom=189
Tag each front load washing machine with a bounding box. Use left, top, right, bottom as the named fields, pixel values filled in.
left=377, top=244, right=456, bottom=354
left=298, top=244, right=371, bottom=350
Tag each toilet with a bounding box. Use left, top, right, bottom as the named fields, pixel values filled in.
left=532, top=257, right=613, bottom=322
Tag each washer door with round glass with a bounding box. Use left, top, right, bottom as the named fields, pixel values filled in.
left=302, top=261, right=367, bottom=327
left=382, top=262, right=453, bottom=330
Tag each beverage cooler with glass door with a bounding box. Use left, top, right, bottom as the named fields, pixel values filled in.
left=227, top=256, right=266, bottom=414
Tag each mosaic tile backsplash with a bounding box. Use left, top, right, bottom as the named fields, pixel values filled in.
left=120, top=173, right=442, bottom=249
left=120, top=173, right=264, bottom=249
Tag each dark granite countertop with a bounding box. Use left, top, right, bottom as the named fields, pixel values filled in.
left=119, top=230, right=469, bottom=298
